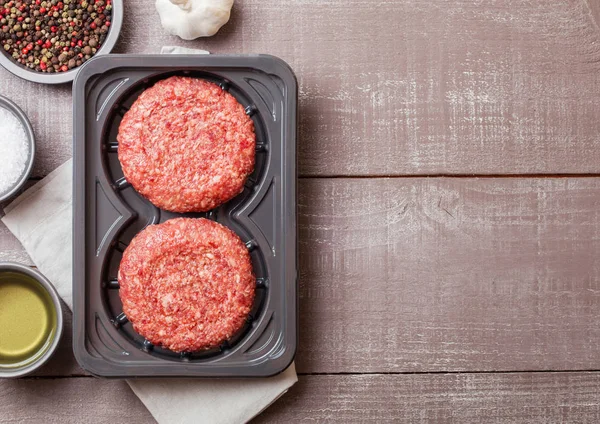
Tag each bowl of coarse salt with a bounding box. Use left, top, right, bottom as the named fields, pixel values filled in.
left=0, top=96, right=35, bottom=202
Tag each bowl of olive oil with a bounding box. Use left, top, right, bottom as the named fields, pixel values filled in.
left=0, top=263, right=63, bottom=378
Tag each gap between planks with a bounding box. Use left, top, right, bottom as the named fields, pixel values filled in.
left=21, top=370, right=600, bottom=380
left=27, top=174, right=600, bottom=185
left=298, top=174, right=600, bottom=179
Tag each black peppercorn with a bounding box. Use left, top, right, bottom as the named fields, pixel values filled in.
left=0, top=0, right=113, bottom=73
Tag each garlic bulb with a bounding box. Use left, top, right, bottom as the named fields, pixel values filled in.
left=155, top=0, right=234, bottom=40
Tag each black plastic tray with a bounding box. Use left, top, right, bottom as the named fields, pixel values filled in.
left=72, top=54, right=298, bottom=377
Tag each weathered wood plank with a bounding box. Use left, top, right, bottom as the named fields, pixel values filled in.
left=0, top=220, right=32, bottom=264
left=4, top=178, right=600, bottom=375
left=255, top=372, right=600, bottom=423
left=0, top=378, right=154, bottom=423
left=3, top=0, right=600, bottom=177
left=0, top=182, right=36, bottom=264
left=585, top=0, right=600, bottom=32
left=294, top=177, right=600, bottom=372
left=2, top=373, right=600, bottom=423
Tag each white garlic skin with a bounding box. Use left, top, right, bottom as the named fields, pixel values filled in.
left=155, top=0, right=234, bottom=40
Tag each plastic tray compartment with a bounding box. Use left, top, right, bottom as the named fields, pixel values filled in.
left=72, top=54, right=298, bottom=377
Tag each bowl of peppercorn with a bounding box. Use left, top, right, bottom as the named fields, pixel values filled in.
left=0, top=0, right=122, bottom=84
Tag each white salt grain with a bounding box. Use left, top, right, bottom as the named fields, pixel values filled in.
left=0, top=107, right=29, bottom=196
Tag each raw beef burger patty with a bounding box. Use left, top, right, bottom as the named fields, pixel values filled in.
left=118, top=218, right=256, bottom=352
left=117, top=76, right=256, bottom=212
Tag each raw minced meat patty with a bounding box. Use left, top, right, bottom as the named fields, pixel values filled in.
left=118, top=218, right=256, bottom=352
left=117, top=76, right=256, bottom=213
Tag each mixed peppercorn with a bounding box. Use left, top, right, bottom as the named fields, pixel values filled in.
left=0, top=0, right=112, bottom=73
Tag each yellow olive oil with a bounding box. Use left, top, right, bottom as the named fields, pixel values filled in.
left=0, top=272, right=57, bottom=368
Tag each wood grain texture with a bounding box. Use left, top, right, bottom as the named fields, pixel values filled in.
left=255, top=373, right=600, bottom=423
left=3, top=0, right=600, bottom=176
left=0, top=220, right=31, bottom=264
left=585, top=0, right=600, bottom=32
left=4, top=178, right=600, bottom=375
left=0, top=378, right=154, bottom=424
left=0, top=186, right=36, bottom=264
left=2, top=0, right=600, bottom=419
left=295, top=177, right=600, bottom=372
left=2, top=373, right=600, bottom=423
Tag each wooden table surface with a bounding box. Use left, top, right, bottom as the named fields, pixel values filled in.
left=3, top=0, right=600, bottom=422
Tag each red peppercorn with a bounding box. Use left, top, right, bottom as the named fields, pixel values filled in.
left=0, top=0, right=113, bottom=74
